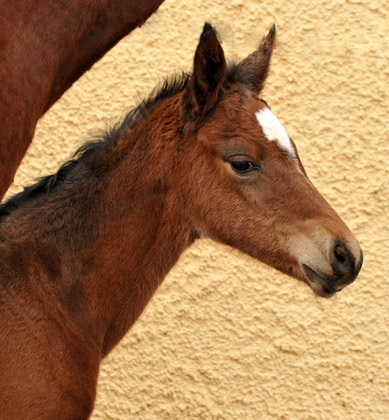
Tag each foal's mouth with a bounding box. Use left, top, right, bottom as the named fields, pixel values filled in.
left=302, top=265, right=340, bottom=298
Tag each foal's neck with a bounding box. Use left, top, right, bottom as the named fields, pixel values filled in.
left=74, top=114, right=193, bottom=355
left=86, top=179, right=194, bottom=355
left=6, top=101, right=194, bottom=357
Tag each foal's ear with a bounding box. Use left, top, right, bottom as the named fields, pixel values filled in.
left=237, top=24, right=276, bottom=94
left=188, top=23, right=226, bottom=115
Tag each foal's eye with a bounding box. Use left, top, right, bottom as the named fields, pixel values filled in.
left=230, top=160, right=257, bottom=174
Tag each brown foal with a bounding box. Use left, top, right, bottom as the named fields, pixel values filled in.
left=0, top=23, right=362, bottom=419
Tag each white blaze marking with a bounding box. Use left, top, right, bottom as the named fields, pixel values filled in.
left=255, top=107, right=303, bottom=174
left=255, top=107, right=295, bottom=157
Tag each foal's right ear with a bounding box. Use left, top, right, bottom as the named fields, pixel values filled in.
left=186, top=23, right=226, bottom=117
left=237, top=24, right=276, bottom=95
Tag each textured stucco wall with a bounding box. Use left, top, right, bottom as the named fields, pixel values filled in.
left=6, top=0, right=388, bottom=419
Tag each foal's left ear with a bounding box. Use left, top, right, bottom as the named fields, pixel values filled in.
left=188, top=23, right=226, bottom=115
left=237, top=24, right=276, bottom=95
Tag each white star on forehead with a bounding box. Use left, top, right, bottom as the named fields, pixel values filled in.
left=255, top=107, right=303, bottom=173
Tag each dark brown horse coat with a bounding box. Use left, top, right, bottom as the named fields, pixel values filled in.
left=0, top=0, right=165, bottom=199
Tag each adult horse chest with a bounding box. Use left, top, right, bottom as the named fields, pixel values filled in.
left=0, top=23, right=362, bottom=419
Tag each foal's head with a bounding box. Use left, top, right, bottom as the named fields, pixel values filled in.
left=174, top=23, right=362, bottom=297
left=0, top=24, right=362, bottom=299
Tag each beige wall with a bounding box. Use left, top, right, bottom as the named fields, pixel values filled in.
left=7, top=0, right=388, bottom=418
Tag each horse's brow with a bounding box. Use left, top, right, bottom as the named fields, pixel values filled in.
left=222, top=136, right=262, bottom=158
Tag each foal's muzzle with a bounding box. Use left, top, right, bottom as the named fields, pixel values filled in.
left=303, top=239, right=363, bottom=297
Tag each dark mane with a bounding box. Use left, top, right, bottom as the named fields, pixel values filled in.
left=0, top=73, right=190, bottom=223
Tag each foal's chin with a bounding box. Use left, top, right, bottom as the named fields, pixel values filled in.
left=284, top=266, right=337, bottom=298
left=303, top=276, right=338, bottom=299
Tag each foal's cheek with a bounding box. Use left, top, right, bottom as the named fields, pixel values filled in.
left=230, top=170, right=269, bottom=207
left=243, top=186, right=267, bottom=208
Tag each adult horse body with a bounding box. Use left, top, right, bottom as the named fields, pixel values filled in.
left=0, top=0, right=165, bottom=200
left=0, top=24, right=362, bottom=419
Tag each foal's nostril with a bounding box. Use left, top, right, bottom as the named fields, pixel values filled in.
left=330, top=239, right=354, bottom=279
left=334, top=244, right=347, bottom=267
